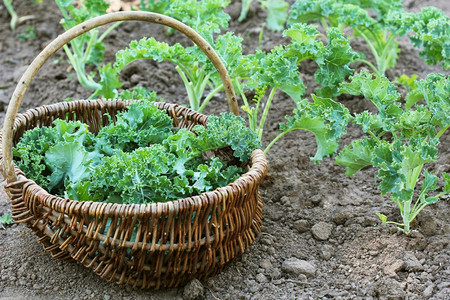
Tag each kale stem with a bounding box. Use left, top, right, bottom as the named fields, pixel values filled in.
left=198, top=84, right=224, bottom=113
left=4, top=0, right=17, bottom=30
left=63, top=45, right=101, bottom=91
left=176, top=66, right=197, bottom=110
left=98, top=21, right=122, bottom=42
left=264, top=129, right=290, bottom=154
left=436, top=125, right=449, bottom=139
left=257, top=86, right=278, bottom=141
left=356, top=29, right=382, bottom=74
left=354, top=59, right=379, bottom=76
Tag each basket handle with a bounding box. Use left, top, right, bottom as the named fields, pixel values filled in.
left=2, top=11, right=240, bottom=183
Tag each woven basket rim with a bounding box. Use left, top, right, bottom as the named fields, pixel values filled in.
left=5, top=99, right=268, bottom=218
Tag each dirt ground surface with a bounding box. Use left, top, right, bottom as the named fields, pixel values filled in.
left=0, top=0, right=449, bottom=299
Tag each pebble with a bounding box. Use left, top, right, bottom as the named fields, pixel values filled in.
left=437, top=282, right=450, bottom=289
left=259, top=259, right=272, bottom=269
left=311, top=222, right=333, bottom=241
left=403, top=252, right=424, bottom=272
left=281, top=258, right=316, bottom=278
left=293, top=220, right=310, bottom=233
left=319, top=245, right=333, bottom=260
left=269, top=268, right=282, bottom=280
left=383, top=259, right=404, bottom=278
left=130, top=74, right=142, bottom=85
left=332, top=209, right=354, bottom=225
left=255, top=273, right=268, bottom=283
left=183, top=278, right=204, bottom=300
left=423, top=285, right=434, bottom=298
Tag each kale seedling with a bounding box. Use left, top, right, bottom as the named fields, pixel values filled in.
left=335, top=72, right=449, bottom=233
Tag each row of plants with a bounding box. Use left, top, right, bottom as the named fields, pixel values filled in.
left=8, top=0, right=450, bottom=233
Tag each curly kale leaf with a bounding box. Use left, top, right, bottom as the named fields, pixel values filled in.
left=194, top=113, right=261, bottom=162
left=280, top=95, right=350, bottom=162
left=13, top=120, right=98, bottom=195
left=284, top=23, right=358, bottom=97
left=96, top=100, right=173, bottom=155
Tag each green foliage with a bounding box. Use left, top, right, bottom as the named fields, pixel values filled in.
left=335, top=72, right=449, bottom=232
left=280, top=96, right=350, bottom=162
left=0, top=213, right=14, bottom=226
left=238, top=0, right=289, bottom=31
left=139, top=0, right=230, bottom=43
left=17, top=27, right=36, bottom=41
left=288, top=0, right=449, bottom=75
left=388, top=7, right=450, bottom=70
left=55, top=0, right=121, bottom=94
left=14, top=101, right=259, bottom=204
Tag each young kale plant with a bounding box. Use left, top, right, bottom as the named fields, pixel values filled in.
left=288, top=0, right=450, bottom=76
left=236, top=23, right=356, bottom=159
left=238, top=0, right=289, bottom=31
left=335, top=72, right=449, bottom=233
left=55, top=0, right=122, bottom=95
left=3, top=0, right=41, bottom=30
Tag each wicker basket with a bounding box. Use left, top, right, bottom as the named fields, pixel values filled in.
left=0, top=12, right=267, bottom=289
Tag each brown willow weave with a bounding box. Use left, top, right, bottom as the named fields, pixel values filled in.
left=0, top=100, right=267, bottom=289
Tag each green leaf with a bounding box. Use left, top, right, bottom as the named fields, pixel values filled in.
left=314, top=28, right=359, bottom=97
left=92, top=64, right=122, bottom=99
left=340, top=71, right=402, bottom=123
left=416, top=74, right=450, bottom=128
left=443, top=173, right=450, bottom=193
left=280, top=95, right=350, bottom=162
left=262, top=0, right=289, bottom=31
left=335, top=137, right=373, bottom=176
left=0, top=213, right=14, bottom=225
left=194, top=113, right=261, bottom=162
left=45, top=140, right=94, bottom=192
left=377, top=213, right=387, bottom=224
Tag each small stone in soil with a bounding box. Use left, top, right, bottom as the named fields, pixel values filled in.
left=255, top=273, right=268, bottom=283
left=293, top=219, right=310, bottom=233
left=183, top=278, right=204, bottom=300
left=319, top=245, right=333, bottom=260
left=403, top=251, right=424, bottom=272
left=423, top=284, right=434, bottom=298
left=259, top=258, right=272, bottom=269
left=281, top=258, right=316, bottom=278
left=332, top=209, right=354, bottom=225
left=311, top=222, right=333, bottom=241
left=383, top=259, right=404, bottom=278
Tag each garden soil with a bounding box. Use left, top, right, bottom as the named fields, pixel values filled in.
left=0, top=0, right=449, bottom=299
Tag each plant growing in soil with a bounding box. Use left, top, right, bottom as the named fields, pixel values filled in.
left=3, top=0, right=41, bottom=30
left=237, top=23, right=356, bottom=157
left=55, top=0, right=122, bottom=95
left=13, top=97, right=260, bottom=204
left=288, top=0, right=450, bottom=76
left=335, top=72, right=449, bottom=233
left=238, top=0, right=289, bottom=31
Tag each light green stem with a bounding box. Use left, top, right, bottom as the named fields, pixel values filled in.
left=176, top=66, right=197, bottom=110
left=63, top=45, right=101, bottom=91
left=98, top=21, right=122, bottom=42
left=264, top=129, right=291, bottom=154
left=354, top=59, right=379, bottom=76
left=436, top=125, right=449, bottom=139
left=4, top=0, right=17, bottom=30
left=356, top=29, right=382, bottom=74
left=257, top=86, right=278, bottom=140
left=198, top=83, right=224, bottom=113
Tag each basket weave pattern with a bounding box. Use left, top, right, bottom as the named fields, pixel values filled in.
left=0, top=100, right=267, bottom=288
